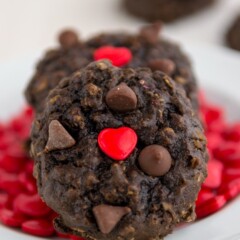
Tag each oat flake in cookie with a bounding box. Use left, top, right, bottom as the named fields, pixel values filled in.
left=25, top=23, right=199, bottom=112
left=31, top=60, right=208, bottom=240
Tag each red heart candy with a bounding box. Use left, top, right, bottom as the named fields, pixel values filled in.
left=93, top=46, right=132, bottom=67
left=196, top=195, right=227, bottom=219
left=98, top=127, right=137, bottom=161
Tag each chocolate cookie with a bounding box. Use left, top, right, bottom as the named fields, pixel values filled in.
left=226, top=15, right=240, bottom=51
left=25, top=23, right=198, bottom=112
left=123, top=0, right=216, bottom=22
left=31, top=61, right=208, bottom=240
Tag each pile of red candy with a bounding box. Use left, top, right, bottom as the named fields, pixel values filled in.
left=196, top=94, right=240, bottom=218
left=0, top=94, right=239, bottom=238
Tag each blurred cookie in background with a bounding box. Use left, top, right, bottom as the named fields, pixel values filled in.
left=226, top=14, right=240, bottom=51
left=123, top=0, right=216, bottom=22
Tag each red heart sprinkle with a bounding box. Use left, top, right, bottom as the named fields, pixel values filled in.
left=98, top=127, right=137, bottom=161
left=93, top=46, right=132, bottom=67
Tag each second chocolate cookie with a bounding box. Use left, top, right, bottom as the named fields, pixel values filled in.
left=25, top=23, right=199, bottom=112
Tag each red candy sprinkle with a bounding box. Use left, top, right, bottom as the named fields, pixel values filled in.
left=0, top=208, right=28, bottom=227
left=206, top=132, right=224, bottom=152
left=0, top=193, right=9, bottom=208
left=223, top=123, right=240, bottom=142
left=14, top=194, right=51, bottom=217
left=93, top=46, right=132, bottom=67
left=22, top=219, right=55, bottom=237
left=196, top=189, right=215, bottom=207
left=218, top=180, right=240, bottom=201
left=98, top=127, right=138, bottom=160
left=203, top=160, right=223, bottom=189
left=223, top=168, right=240, bottom=183
left=57, top=232, right=71, bottom=238
left=196, top=195, right=227, bottom=219
left=0, top=171, right=24, bottom=195
left=219, top=152, right=240, bottom=168
left=214, top=142, right=239, bottom=161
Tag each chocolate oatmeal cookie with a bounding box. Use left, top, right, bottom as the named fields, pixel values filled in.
left=31, top=61, right=208, bottom=240
left=226, top=15, right=240, bottom=51
left=25, top=23, right=198, bottom=112
left=123, top=0, right=216, bottom=22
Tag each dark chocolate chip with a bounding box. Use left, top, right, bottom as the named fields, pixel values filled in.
left=138, top=145, right=172, bottom=177
left=106, top=83, right=137, bottom=112
left=139, top=22, right=162, bottom=44
left=148, top=59, right=176, bottom=75
left=58, top=30, right=79, bottom=48
left=93, top=204, right=131, bottom=234
left=45, top=120, right=76, bottom=152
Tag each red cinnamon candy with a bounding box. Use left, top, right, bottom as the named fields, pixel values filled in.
left=0, top=208, right=28, bottom=227
left=196, top=189, right=215, bottom=207
left=196, top=195, right=227, bottom=219
left=203, top=160, right=223, bottom=189
left=218, top=180, right=240, bottom=201
left=196, top=93, right=240, bottom=219
left=13, top=194, right=52, bottom=217
left=0, top=170, right=25, bottom=195
left=22, top=219, right=55, bottom=237
left=0, top=193, right=9, bottom=208
left=223, top=168, right=240, bottom=183
left=223, top=123, right=240, bottom=142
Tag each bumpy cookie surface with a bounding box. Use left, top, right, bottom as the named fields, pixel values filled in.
left=31, top=61, right=208, bottom=240
left=226, top=15, right=240, bottom=51
left=25, top=23, right=198, bottom=112
left=124, top=0, right=215, bottom=22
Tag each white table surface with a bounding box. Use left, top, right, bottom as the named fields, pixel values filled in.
left=0, top=0, right=239, bottom=63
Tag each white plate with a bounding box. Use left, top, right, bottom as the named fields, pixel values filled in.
left=0, top=43, right=240, bottom=240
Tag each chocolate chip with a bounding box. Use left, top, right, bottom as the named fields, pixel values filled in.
left=45, top=120, right=76, bottom=152
left=138, top=145, right=172, bottom=177
left=106, top=83, right=137, bottom=112
left=58, top=30, right=79, bottom=48
left=139, top=22, right=162, bottom=44
left=93, top=204, right=131, bottom=234
left=148, top=59, right=176, bottom=75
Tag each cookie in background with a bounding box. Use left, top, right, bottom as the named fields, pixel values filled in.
left=123, top=0, right=216, bottom=22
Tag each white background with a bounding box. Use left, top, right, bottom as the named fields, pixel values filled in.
left=0, top=0, right=239, bottom=63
